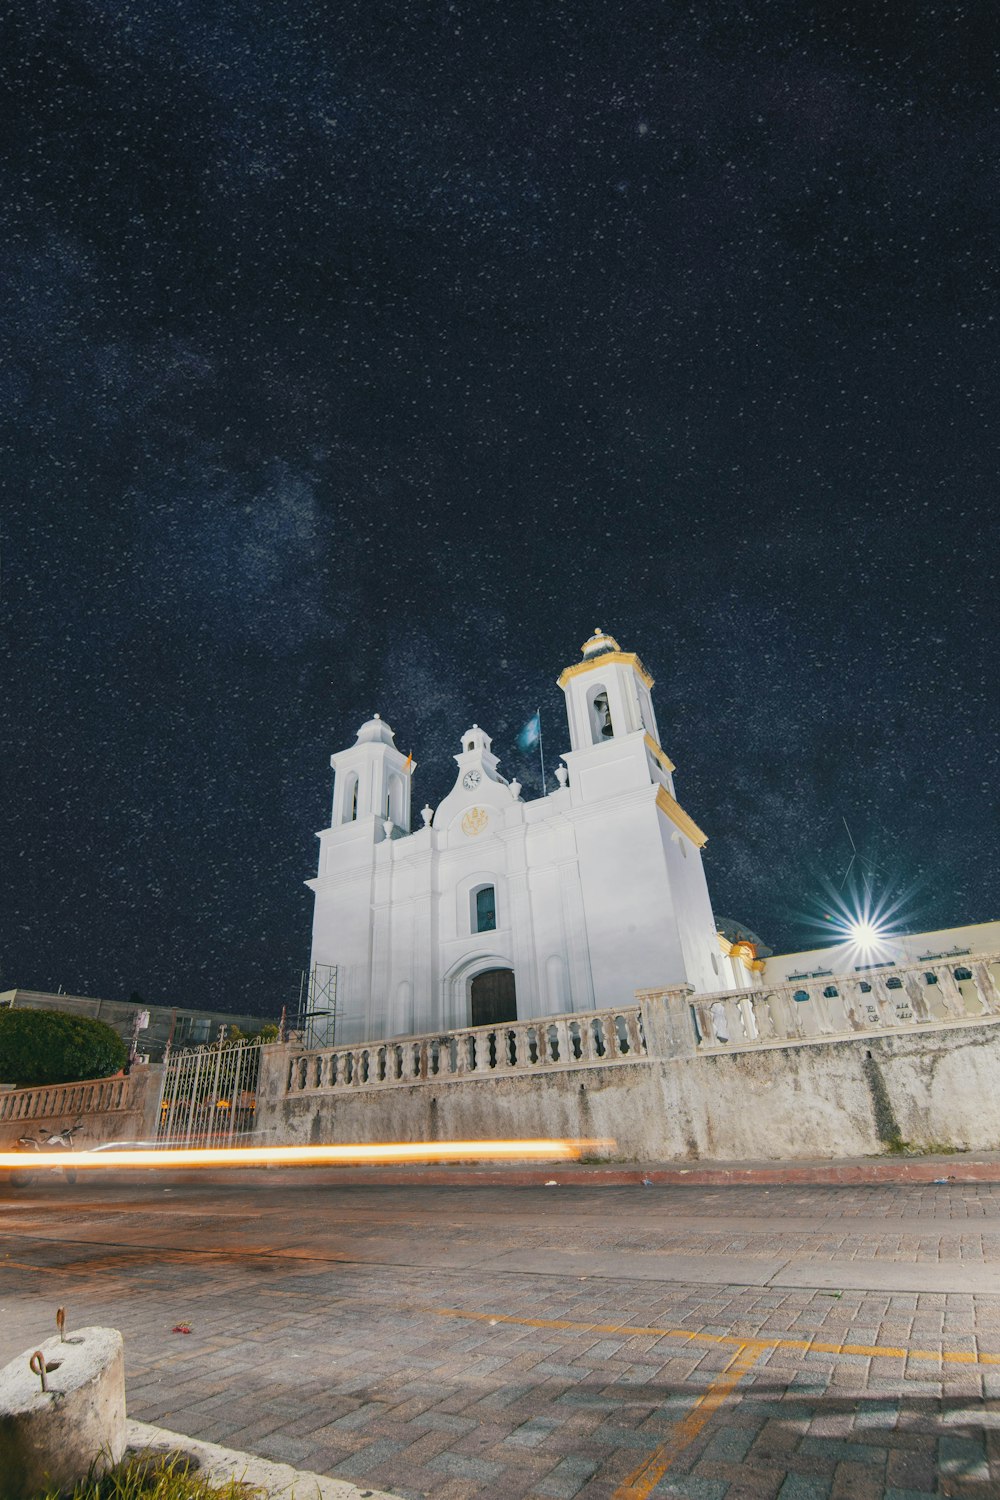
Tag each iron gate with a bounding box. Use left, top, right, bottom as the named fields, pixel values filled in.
left=156, top=1039, right=268, bottom=1146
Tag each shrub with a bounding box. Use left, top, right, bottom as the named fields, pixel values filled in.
left=44, top=1449, right=265, bottom=1498
left=0, top=1007, right=127, bottom=1086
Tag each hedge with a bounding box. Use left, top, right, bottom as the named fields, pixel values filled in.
left=0, top=1007, right=128, bottom=1086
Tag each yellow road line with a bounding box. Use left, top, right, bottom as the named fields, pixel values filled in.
left=432, top=1306, right=1000, bottom=1366
left=612, top=1342, right=764, bottom=1500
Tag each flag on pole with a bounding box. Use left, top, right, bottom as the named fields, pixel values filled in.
left=517, top=712, right=541, bottom=752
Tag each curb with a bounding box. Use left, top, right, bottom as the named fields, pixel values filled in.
left=277, top=1156, right=1000, bottom=1188
left=127, top=1419, right=395, bottom=1500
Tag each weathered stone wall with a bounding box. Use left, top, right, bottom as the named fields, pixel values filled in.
left=254, top=1020, right=1000, bottom=1161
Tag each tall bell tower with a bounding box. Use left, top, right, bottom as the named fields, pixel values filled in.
left=555, top=629, right=722, bottom=998
left=329, top=714, right=412, bottom=835
left=559, top=629, right=662, bottom=752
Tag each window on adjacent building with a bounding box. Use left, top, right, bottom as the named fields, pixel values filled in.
left=886, top=977, right=903, bottom=990
left=474, top=885, right=497, bottom=934
left=954, top=966, right=973, bottom=982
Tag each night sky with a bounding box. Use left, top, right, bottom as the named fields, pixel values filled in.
left=3, top=2, right=998, bottom=1017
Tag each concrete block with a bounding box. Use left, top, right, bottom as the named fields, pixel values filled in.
left=0, top=1327, right=125, bottom=1498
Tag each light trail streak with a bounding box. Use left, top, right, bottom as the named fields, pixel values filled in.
left=0, top=1138, right=614, bottom=1172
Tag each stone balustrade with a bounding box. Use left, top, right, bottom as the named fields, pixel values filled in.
left=683, top=952, right=1000, bottom=1052
left=280, top=952, right=1000, bottom=1097
left=285, top=1006, right=647, bottom=1095
left=0, top=1075, right=130, bottom=1125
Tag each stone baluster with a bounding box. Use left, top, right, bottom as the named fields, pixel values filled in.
left=551, top=1017, right=572, bottom=1064
left=820, top=984, right=853, bottom=1034
left=765, top=989, right=797, bottom=1041
left=836, top=980, right=869, bottom=1031
left=755, top=992, right=780, bottom=1041
left=719, top=996, right=739, bottom=1042
left=497, top=1026, right=515, bottom=1074
left=917, top=973, right=951, bottom=1021
left=971, top=961, right=998, bottom=1015
left=573, top=1019, right=594, bottom=1062
left=735, top=995, right=760, bottom=1045
left=986, top=959, right=1000, bottom=1012
left=794, top=986, right=824, bottom=1037
left=868, top=977, right=900, bottom=1028
left=900, top=972, right=932, bottom=1024
left=691, top=998, right=716, bottom=1047
left=600, top=1012, right=619, bottom=1060
left=934, top=964, right=967, bottom=1018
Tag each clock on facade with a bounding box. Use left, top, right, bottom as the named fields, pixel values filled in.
left=462, top=769, right=482, bottom=790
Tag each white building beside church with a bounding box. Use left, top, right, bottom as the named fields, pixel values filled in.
left=307, top=630, right=749, bottom=1045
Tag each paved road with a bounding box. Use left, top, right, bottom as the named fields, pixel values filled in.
left=2, top=1172, right=999, bottom=1498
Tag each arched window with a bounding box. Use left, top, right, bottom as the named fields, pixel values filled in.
left=823, top=985, right=839, bottom=998
left=793, top=990, right=810, bottom=1003
left=954, top=966, right=973, bottom=982
left=886, top=977, right=903, bottom=990
left=472, top=885, right=496, bottom=934
left=342, top=773, right=359, bottom=824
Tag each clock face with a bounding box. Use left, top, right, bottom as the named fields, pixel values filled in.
left=462, top=769, right=482, bottom=790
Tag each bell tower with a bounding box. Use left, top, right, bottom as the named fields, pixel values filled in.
left=555, top=628, right=721, bottom=998
left=559, top=629, right=662, bottom=753
left=330, top=714, right=412, bottom=835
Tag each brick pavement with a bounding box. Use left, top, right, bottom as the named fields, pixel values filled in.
left=1, top=1177, right=999, bottom=1497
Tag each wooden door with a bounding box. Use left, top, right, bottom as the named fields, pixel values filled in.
left=470, top=968, right=517, bottom=1027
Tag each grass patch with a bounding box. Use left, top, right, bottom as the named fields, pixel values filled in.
left=41, top=1451, right=265, bottom=1500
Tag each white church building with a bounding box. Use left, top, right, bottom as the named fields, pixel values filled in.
left=306, top=630, right=753, bottom=1045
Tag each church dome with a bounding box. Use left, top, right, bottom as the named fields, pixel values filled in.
left=355, top=713, right=397, bottom=746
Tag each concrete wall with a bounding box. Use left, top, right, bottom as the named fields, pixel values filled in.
left=254, top=1019, right=1000, bottom=1161
left=0, top=1067, right=164, bottom=1150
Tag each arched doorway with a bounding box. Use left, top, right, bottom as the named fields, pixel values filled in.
left=470, top=968, right=517, bottom=1028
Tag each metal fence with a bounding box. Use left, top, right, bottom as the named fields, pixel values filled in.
left=156, top=1039, right=267, bottom=1146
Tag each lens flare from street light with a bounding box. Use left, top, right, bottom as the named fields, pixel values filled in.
left=847, top=917, right=884, bottom=950
left=797, top=875, right=910, bottom=961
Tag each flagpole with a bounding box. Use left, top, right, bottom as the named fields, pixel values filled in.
left=536, top=708, right=547, bottom=795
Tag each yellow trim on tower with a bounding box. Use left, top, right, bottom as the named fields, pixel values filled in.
left=556, top=651, right=654, bottom=691
left=656, top=786, right=708, bottom=848
left=644, top=734, right=676, bottom=774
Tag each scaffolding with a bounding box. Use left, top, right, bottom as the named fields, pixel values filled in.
left=296, top=963, right=338, bottom=1048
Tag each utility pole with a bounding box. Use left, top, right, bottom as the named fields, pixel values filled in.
left=127, top=1008, right=150, bottom=1071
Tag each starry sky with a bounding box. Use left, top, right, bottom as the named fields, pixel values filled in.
left=3, top=1, right=998, bottom=1016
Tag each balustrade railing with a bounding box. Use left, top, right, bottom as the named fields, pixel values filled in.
left=687, top=953, right=1000, bottom=1052
left=0, top=1075, right=130, bottom=1125
left=285, top=1005, right=647, bottom=1096
left=279, top=952, right=1000, bottom=1096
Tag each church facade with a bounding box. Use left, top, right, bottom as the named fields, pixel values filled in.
left=306, top=631, right=747, bottom=1045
